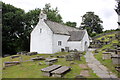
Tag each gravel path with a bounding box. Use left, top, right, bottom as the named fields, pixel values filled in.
left=84, top=48, right=119, bottom=80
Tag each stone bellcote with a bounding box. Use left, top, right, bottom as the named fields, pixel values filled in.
left=39, top=11, right=47, bottom=21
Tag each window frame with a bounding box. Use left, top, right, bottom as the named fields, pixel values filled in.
left=58, top=41, right=62, bottom=46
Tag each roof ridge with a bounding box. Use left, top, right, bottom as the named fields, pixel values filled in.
left=45, top=20, right=79, bottom=31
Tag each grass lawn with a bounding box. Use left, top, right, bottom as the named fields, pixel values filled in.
left=2, top=52, right=99, bottom=79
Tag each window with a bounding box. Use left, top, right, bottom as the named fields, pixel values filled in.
left=58, top=41, right=62, bottom=46
left=40, top=28, right=42, bottom=33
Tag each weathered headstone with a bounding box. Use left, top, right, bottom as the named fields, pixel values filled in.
left=111, top=54, right=120, bottom=64
left=115, top=66, right=120, bottom=72
left=116, top=50, right=120, bottom=54
left=31, top=56, right=45, bottom=61
left=51, top=66, right=71, bottom=77
left=56, top=55, right=64, bottom=58
left=65, top=54, right=74, bottom=61
left=26, top=52, right=38, bottom=56
left=73, top=53, right=81, bottom=61
left=41, top=65, right=61, bottom=77
left=45, top=58, right=58, bottom=65
left=10, top=55, right=20, bottom=59
left=4, top=61, right=20, bottom=67
left=102, top=52, right=111, bottom=60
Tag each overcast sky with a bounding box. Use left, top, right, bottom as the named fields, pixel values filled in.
left=3, top=0, right=118, bottom=30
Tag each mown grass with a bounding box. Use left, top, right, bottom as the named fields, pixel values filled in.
left=2, top=52, right=99, bottom=78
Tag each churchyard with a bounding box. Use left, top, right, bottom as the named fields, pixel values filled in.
left=2, top=51, right=99, bottom=79
left=92, top=31, right=120, bottom=78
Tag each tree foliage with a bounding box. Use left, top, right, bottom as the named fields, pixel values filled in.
left=80, top=12, right=103, bottom=36
left=115, top=0, right=120, bottom=12
left=43, top=3, right=63, bottom=23
left=2, top=2, right=25, bottom=55
left=2, top=2, right=64, bottom=55
left=65, top=21, right=77, bottom=28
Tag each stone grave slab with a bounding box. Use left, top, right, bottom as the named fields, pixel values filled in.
left=80, top=70, right=90, bottom=77
left=79, top=64, right=88, bottom=69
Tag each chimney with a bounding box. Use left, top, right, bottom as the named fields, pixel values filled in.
left=39, top=10, right=47, bottom=21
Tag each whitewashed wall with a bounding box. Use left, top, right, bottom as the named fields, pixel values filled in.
left=81, top=30, right=90, bottom=51
left=118, top=15, right=120, bottom=29
left=30, top=20, right=53, bottom=54
left=68, top=41, right=82, bottom=51
left=52, top=34, right=70, bottom=53
left=68, top=30, right=90, bottom=52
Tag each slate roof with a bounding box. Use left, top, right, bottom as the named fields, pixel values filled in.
left=44, top=20, right=86, bottom=41
left=68, top=31, right=85, bottom=41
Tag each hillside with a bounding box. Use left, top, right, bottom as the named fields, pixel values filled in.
left=91, top=31, right=120, bottom=77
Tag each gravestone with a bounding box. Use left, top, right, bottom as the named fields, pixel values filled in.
left=73, top=53, right=81, bottom=61
left=66, top=52, right=81, bottom=61
left=10, top=55, right=20, bottom=59
left=51, top=66, right=71, bottom=77
left=107, top=49, right=117, bottom=53
left=26, top=52, right=38, bottom=56
left=17, top=51, right=28, bottom=55
left=45, top=58, right=58, bottom=65
left=116, top=50, right=120, bottom=54
left=95, top=50, right=99, bottom=53
left=102, top=52, right=111, bottom=60
left=115, top=66, right=120, bottom=72
left=111, top=54, right=120, bottom=64
left=31, top=56, right=45, bottom=61
left=65, top=54, right=74, bottom=61
left=4, top=61, right=20, bottom=67
left=56, top=55, right=64, bottom=58
left=41, top=65, right=61, bottom=77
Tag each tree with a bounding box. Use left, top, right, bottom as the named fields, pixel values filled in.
left=115, top=0, right=120, bottom=13
left=115, top=0, right=120, bottom=28
left=65, top=21, right=77, bottom=28
left=2, top=2, right=25, bottom=55
left=43, top=3, right=63, bottom=23
left=80, top=12, right=103, bottom=36
left=2, top=2, right=64, bottom=55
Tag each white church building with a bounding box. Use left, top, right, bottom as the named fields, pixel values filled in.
left=30, top=12, right=90, bottom=54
